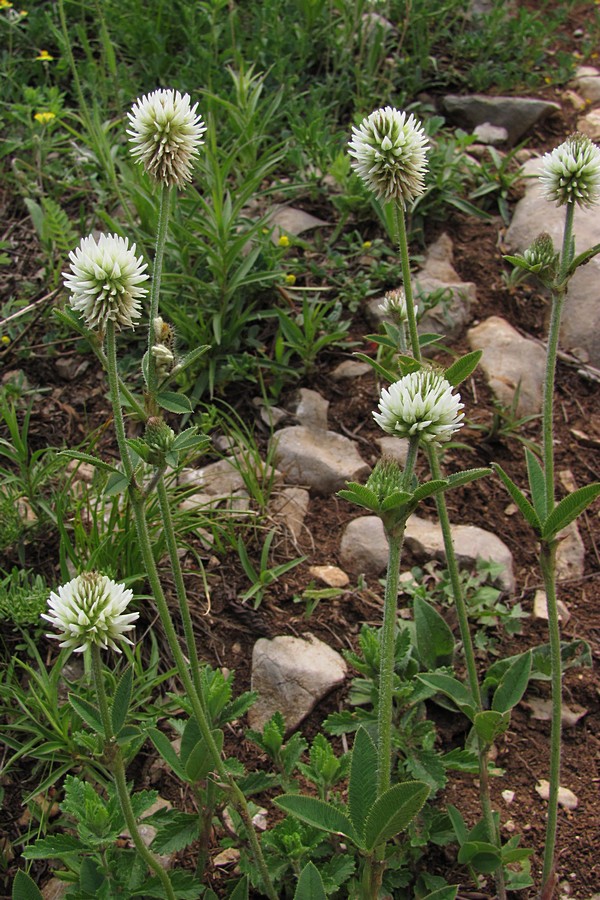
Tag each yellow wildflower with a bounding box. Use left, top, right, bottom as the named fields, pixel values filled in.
left=19, top=8, right=28, bottom=14
left=34, top=111, right=56, bottom=124
left=284, top=274, right=296, bottom=286
left=36, top=49, right=54, bottom=61
left=278, top=234, right=290, bottom=248
left=362, top=240, right=372, bottom=249
left=1, top=336, right=10, bottom=345
left=0, top=1, right=14, bottom=9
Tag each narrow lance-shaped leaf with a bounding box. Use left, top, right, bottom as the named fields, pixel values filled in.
left=111, top=666, right=133, bottom=735
left=274, top=795, right=359, bottom=845
left=414, top=594, right=455, bottom=669
left=492, top=649, right=532, bottom=713
left=68, top=694, right=105, bottom=737
left=445, top=350, right=482, bottom=387
left=491, top=463, right=541, bottom=532
left=363, top=781, right=430, bottom=851
left=348, top=726, right=377, bottom=839
left=525, top=449, right=547, bottom=521
left=12, top=870, right=45, bottom=900
left=542, top=483, right=600, bottom=540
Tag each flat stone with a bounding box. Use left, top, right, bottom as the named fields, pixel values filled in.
left=532, top=589, right=570, bottom=624
left=339, top=514, right=515, bottom=592
left=309, top=565, right=350, bottom=588
left=249, top=634, right=347, bottom=732
left=269, top=487, right=310, bottom=541
left=571, top=66, right=600, bottom=102
left=505, top=157, right=600, bottom=366
left=42, top=880, right=69, bottom=899
left=377, top=436, right=410, bottom=465
left=267, top=205, right=329, bottom=241
left=522, top=697, right=587, bottom=727
left=331, top=360, right=371, bottom=380
left=291, top=388, right=329, bottom=430
left=555, top=521, right=585, bottom=582
left=535, top=779, right=578, bottom=810
left=179, top=458, right=246, bottom=495
left=442, top=94, right=560, bottom=146
left=473, top=122, right=509, bottom=145
left=271, top=425, right=370, bottom=494
left=577, top=108, right=600, bottom=141
left=467, top=316, right=546, bottom=416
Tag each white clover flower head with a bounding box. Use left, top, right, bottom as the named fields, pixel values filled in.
left=42, top=572, right=139, bottom=654
left=63, top=233, right=149, bottom=332
left=373, top=370, right=464, bottom=445
left=539, top=133, right=600, bottom=209
left=379, top=287, right=420, bottom=323
left=127, top=89, right=206, bottom=188
left=349, top=106, right=429, bottom=205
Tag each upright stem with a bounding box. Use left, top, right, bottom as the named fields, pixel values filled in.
left=147, top=184, right=172, bottom=398
left=427, top=446, right=506, bottom=900
left=394, top=204, right=421, bottom=364
left=105, top=331, right=277, bottom=899
left=90, top=646, right=176, bottom=900
left=376, top=433, right=420, bottom=796
left=539, top=200, right=574, bottom=896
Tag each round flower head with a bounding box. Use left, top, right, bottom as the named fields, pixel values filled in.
left=349, top=107, right=429, bottom=205
left=127, top=89, right=206, bottom=188
left=64, top=233, right=149, bottom=332
left=373, top=370, right=464, bottom=445
left=539, top=133, right=600, bottom=209
left=379, top=287, right=420, bottom=323
left=42, top=572, right=139, bottom=654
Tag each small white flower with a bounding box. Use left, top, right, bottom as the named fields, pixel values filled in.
left=64, top=234, right=149, bottom=332
left=127, top=89, right=206, bottom=188
left=379, top=287, right=420, bottom=323
left=349, top=106, right=429, bottom=205
left=539, top=133, right=600, bottom=209
left=373, top=370, right=464, bottom=445
left=42, top=572, right=139, bottom=653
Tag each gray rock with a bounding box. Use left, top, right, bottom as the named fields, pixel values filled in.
left=467, top=316, right=546, bottom=416
left=473, top=122, right=509, bottom=145
left=179, top=458, right=246, bottom=495
left=404, top=515, right=515, bottom=592
left=340, top=515, right=390, bottom=577
left=442, top=94, right=560, bottom=146
left=291, top=388, right=329, bottom=430
left=577, top=108, right=600, bottom=141
left=571, top=65, right=600, bottom=103
left=504, top=157, right=600, bottom=366
left=340, top=514, right=515, bottom=592
left=368, top=233, right=476, bottom=343
left=267, top=205, right=329, bottom=241
left=377, top=436, right=410, bottom=465
left=269, top=487, right=310, bottom=541
left=248, top=634, right=347, bottom=732
left=555, top=522, right=585, bottom=582
left=331, top=360, right=371, bottom=381
left=271, top=426, right=370, bottom=494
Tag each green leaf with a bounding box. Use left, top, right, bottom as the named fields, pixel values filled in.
left=411, top=479, right=448, bottom=502
left=68, top=694, right=105, bottom=736
left=414, top=595, right=455, bottom=669
left=352, top=352, right=398, bottom=384
left=446, top=804, right=468, bottom=845
left=491, top=464, right=541, bottom=531
left=337, top=483, right=378, bottom=512
left=146, top=727, right=188, bottom=781
left=59, top=450, right=120, bottom=474
left=445, top=468, right=492, bottom=489
left=348, top=727, right=377, bottom=839
left=184, top=729, right=224, bottom=782
left=416, top=674, right=476, bottom=721
left=275, top=795, right=358, bottom=844
left=457, top=840, right=502, bottom=873
left=525, top=449, right=547, bottom=521
left=22, top=834, right=83, bottom=859
left=12, top=870, right=44, bottom=900
left=492, top=650, right=531, bottom=713
left=473, top=710, right=510, bottom=744
left=111, top=666, right=133, bottom=735
left=294, top=862, right=327, bottom=900
left=542, top=483, right=600, bottom=540
left=484, top=640, right=591, bottom=691
left=363, top=781, right=430, bottom=851
left=419, top=332, right=442, bottom=347
left=80, top=857, right=105, bottom=893
left=104, top=470, right=131, bottom=497
left=567, top=241, right=600, bottom=276
left=421, top=888, right=458, bottom=900
left=156, top=391, right=193, bottom=414
left=150, top=812, right=200, bottom=854
left=444, top=350, right=482, bottom=387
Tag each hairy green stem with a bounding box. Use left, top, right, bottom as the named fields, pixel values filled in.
left=105, top=330, right=276, bottom=899
left=539, top=201, right=574, bottom=895
left=147, top=184, right=172, bottom=399
left=394, top=204, right=421, bottom=363
left=91, top=645, right=176, bottom=899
